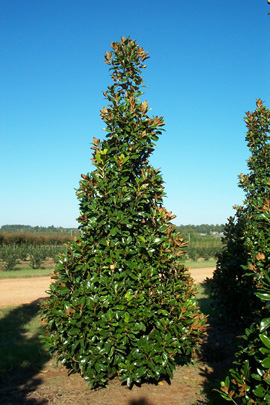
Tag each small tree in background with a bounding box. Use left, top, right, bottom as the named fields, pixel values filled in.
left=40, top=37, right=206, bottom=388
left=215, top=100, right=270, bottom=403
left=209, top=208, right=259, bottom=324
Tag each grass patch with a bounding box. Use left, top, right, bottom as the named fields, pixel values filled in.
left=0, top=267, right=53, bottom=279
left=185, top=259, right=216, bottom=268
left=196, top=282, right=214, bottom=317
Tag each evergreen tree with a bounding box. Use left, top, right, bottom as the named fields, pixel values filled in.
left=210, top=99, right=270, bottom=324
left=40, top=37, right=206, bottom=388
left=216, top=100, right=270, bottom=403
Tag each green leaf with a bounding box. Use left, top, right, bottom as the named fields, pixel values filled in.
left=256, top=292, right=270, bottom=301
left=253, top=385, right=266, bottom=398
left=261, top=356, right=270, bottom=368
left=259, top=347, right=270, bottom=355
left=127, top=377, right=132, bottom=387
left=124, top=312, right=130, bottom=322
left=96, top=153, right=102, bottom=163
left=251, top=373, right=262, bottom=381
left=136, top=366, right=146, bottom=378
left=260, top=318, right=270, bottom=332
left=243, top=360, right=250, bottom=379
left=260, top=333, right=270, bottom=349
left=110, top=227, right=118, bottom=236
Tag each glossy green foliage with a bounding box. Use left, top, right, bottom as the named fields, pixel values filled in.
left=210, top=100, right=270, bottom=325
left=216, top=317, right=270, bottom=404
left=215, top=100, right=270, bottom=402
left=40, top=37, right=206, bottom=388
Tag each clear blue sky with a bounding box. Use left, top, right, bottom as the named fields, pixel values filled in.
left=1, top=0, right=269, bottom=228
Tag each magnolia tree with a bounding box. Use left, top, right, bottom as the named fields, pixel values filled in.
left=40, top=37, right=206, bottom=388
left=216, top=100, right=270, bottom=404
left=210, top=99, right=270, bottom=324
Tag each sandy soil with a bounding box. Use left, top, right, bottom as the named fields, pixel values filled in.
left=0, top=268, right=215, bottom=308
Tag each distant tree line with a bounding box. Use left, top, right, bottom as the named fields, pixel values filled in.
left=175, top=224, right=224, bottom=235
left=1, top=224, right=223, bottom=235
left=0, top=224, right=80, bottom=235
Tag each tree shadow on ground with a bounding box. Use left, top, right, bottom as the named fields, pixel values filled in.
left=196, top=283, right=244, bottom=404
left=0, top=300, right=50, bottom=404
left=129, top=399, right=152, bottom=405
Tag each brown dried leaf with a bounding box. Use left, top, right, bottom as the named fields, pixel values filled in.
left=104, top=51, right=112, bottom=62
left=100, top=106, right=108, bottom=118
left=93, top=137, right=100, bottom=146
left=140, top=100, right=148, bottom=114
left=261, top=198, right=270, bottom=212
left=256, top=253, right=265, bottom=261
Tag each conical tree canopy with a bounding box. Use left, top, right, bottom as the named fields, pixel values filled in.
left=40, top=37, right=206, bottom=388
left=214, top=100, right=270, bottom=404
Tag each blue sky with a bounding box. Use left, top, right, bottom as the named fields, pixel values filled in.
left=1, top=0, right=269, bottom=228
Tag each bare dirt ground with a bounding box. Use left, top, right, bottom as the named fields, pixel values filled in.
left=0, top=268, right=215, bottom=308
left=1, top=266, right=236, bottom=405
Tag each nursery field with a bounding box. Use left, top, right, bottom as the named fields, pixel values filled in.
left=0, top=268, right=236, bottom=405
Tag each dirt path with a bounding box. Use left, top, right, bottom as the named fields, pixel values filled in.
left=0, top=268, right=215, bottom=308
left=0, top=277, right=50, bottom=307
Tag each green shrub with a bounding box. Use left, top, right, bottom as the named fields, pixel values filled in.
left=40, top=37, right=206, bottom=389
left=0, top=246, right=18, bottom=271
left=29, top=246, right=47, bottom=269
left=187, top=246, right=200, bottom=261
left=17, top=244, right=29, bottom=262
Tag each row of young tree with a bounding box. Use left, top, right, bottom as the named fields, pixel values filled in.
left=39, top=37, right=269, bottom=402
left=0, top=245, right=67, bottom=271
